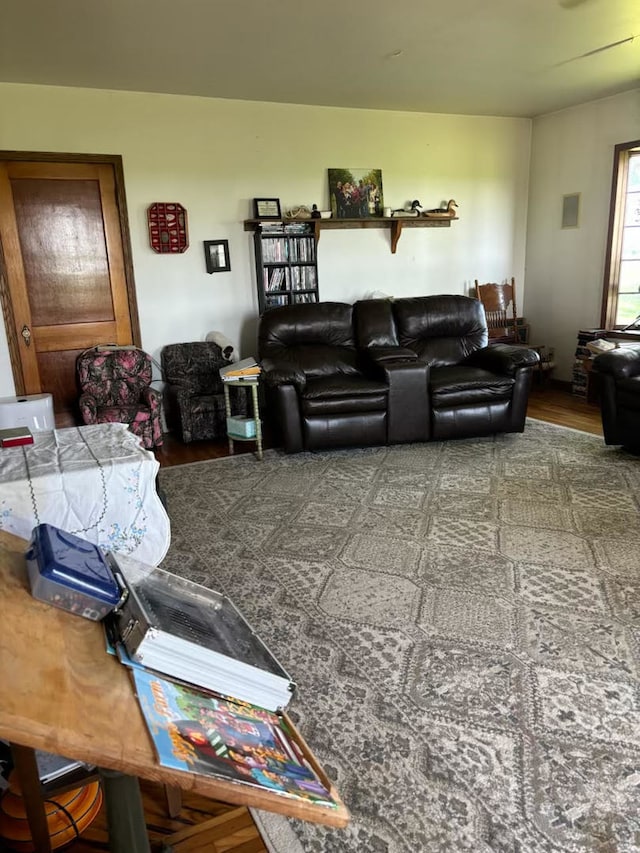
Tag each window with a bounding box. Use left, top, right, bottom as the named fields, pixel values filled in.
left=602, top=140, right=640, bottom=329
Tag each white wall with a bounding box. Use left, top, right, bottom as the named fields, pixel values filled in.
left=525, top=88, right=640, bottom=382
left=0, top=83, right=532, bottom=397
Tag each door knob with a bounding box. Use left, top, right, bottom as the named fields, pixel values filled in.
left=21, top=325, right=31, bottom=347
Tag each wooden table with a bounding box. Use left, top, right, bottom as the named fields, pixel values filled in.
left=0, top=531, right=348, bottom=850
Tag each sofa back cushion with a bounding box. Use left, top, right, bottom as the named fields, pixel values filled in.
left=77, top=348, right=153, bottom=405
left=353, top=299, right=399, bottom=349
left=259, top=302, right=362, bottom=378
left=393, top=295, right=488, bottom=366
left=161, top=341, right=228, bottom=394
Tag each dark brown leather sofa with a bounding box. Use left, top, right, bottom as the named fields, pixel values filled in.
left=258, top=296, right=540, bottom=453
left=592, top=344, right=640, bottom=451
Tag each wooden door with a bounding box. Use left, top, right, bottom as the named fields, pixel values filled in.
left=0, top=158, right=140, bottom=422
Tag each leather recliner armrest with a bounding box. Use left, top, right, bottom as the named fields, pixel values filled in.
left=261, top=358, right=307, bottom=391
left=272, top=383, right=305, bottom=453
left=366, top=346, right=419, bottom=364
left=592, top=345, right=640, bottom=380
left=375, top=358, right=430, bottom=443
left=464, top=345, right=540, bottom=376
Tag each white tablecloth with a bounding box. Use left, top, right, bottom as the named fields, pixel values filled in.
left=0, top=423, right=170, bottom=565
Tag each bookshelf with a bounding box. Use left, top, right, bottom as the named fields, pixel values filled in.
left=248, top=221, right=319, bottom=313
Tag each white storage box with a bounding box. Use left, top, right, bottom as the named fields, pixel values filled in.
left=227, top=416, right=256, bottom=438
left=0, top=393, right=54, bottom=432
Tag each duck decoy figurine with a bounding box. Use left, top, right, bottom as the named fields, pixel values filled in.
left=422, top=199, right=458, bottom=218
left=392, top=199, right=423, bottom=217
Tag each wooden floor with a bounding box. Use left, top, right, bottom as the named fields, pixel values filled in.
left=46, top=384, right=601, bottom=853
left=57, top=779, right=269, bottom=852
left=526, top=382, right=602, bottom=437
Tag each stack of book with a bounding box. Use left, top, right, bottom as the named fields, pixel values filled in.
left=220, top=357, right=261, bottom=383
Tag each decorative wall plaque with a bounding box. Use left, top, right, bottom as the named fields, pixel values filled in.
left=147, top=203, right=189, bottom=253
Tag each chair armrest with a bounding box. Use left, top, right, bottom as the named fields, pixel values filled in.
left=78, top=393, right=99, bottom=423
left=464, top=344, right=540, bottom=376
left=272, top=383, right=304, bottom=453
left=261, top=358, right=307, bottom=391
left=379, top=359, right=430, bottom=442
left=592, top=346, right=640, bottom=380
left=141, top=387, right=162, bottom=411
left=366, top=346, right=419, bottom=364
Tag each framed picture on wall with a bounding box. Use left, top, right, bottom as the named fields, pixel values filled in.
left=253, top=198, right=282, bottom=219
left=328, top=168, right=383, bottom=219
left=204, top=239, right=231, bottom=273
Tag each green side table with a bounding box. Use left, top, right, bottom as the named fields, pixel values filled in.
left=222, top=378, right=263, bottom=461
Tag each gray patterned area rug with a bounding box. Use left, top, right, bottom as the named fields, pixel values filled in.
left=158, top=419, right=640, bottom=853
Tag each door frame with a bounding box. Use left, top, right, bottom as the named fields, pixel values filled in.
left=0, top=150, right=141, bottom=396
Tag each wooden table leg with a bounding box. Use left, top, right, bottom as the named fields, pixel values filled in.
left=164, top=784, right=182, bottom=818
left=10, top=743, right=52, bottom=853
left=99, top=768, right=151, bottom=853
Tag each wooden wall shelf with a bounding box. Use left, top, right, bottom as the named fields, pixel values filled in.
left=244, top=217, right=458, bottom=254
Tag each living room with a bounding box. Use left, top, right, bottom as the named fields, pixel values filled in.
left=0, top=6, right=638, bottom=396
left=0, top=1, right=639, bottom=851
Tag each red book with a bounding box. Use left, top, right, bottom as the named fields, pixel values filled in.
left=0, top=427, right=34, bottom=447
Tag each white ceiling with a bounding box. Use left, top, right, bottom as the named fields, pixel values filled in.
left=0, top=0, right=638, bottom=118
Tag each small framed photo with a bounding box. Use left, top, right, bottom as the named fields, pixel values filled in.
left=254, top=198, right=282, bottom=219
left=203, top=239, right=231, bottom=273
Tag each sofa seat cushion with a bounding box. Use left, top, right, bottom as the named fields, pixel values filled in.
left=92, top=404, right=151, bottom=424
left=302, top=376, right=388, bottom=415
left=430, top=366, right=514, bottom=408
left=617, top=376, right=640, bottom=411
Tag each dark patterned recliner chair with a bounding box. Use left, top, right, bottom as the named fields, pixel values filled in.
left=77, top=347, right=163, bottom=448
left=592, top=344, right=640, bottom=451
left=161, top=341, right=246, bottom=443
left=258, top=296, right=540, bottom=453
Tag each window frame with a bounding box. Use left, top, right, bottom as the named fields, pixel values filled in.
left=601, top=139, right=640, bottom=330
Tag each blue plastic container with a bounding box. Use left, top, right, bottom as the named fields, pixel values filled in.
left=25, top=524, right=120, bottom=620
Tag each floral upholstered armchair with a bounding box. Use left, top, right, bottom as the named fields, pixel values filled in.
left=161, top=341, right=247, bottom=443
left=77, top=347, right=163, bottom=449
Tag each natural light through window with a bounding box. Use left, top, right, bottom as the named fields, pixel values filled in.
left=616, top=151, right=640, bottom=327
left=603, top=142, right=640, bottom=330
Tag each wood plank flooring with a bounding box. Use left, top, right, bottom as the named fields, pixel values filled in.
left=34, top=384, right=602, bottom=853
left=57, top=779, right=268, bottom=852
left=526, top=383, right=602, bottom=437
